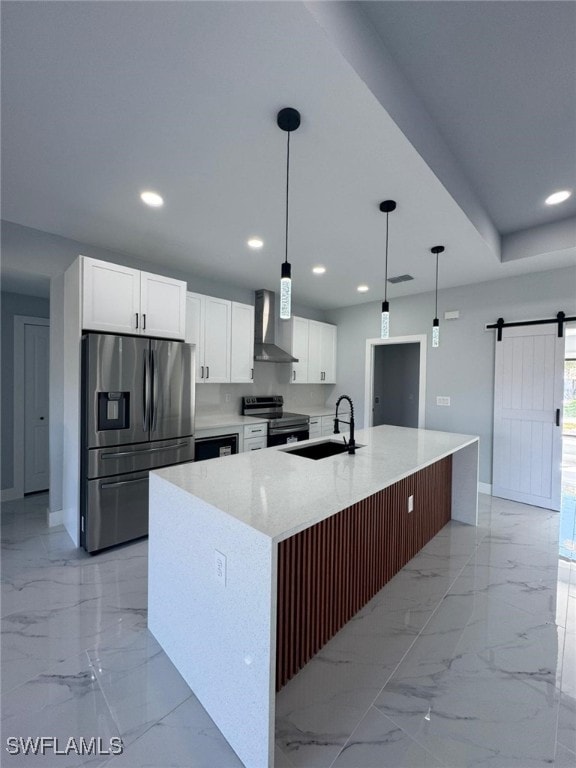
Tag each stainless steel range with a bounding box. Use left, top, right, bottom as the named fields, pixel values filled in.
left=242, top=396, right=309, bottom=446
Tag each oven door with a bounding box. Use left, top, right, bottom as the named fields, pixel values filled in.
left=267, top=427, right=309, bottom=447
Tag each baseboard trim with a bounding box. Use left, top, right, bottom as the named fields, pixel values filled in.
left=478, top=482, right=492, bottom=495
left=48, top=508, right=64, bottom=527
left=1, top=488, right=21, bottom=502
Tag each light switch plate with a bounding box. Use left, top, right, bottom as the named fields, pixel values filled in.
left=444, top=310, right=460, bottom=320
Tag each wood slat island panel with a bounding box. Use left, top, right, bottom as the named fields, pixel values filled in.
left=276, top=456, right=452, bottom=690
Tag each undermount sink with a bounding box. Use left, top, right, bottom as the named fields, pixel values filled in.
left=282, top=440, right=363, bottom=460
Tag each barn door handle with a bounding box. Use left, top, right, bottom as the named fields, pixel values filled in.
left=555, top=409, right=560, bottom=427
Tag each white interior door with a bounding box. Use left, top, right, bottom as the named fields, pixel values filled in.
left=492, top=325, right=564, bottom=510
left=24, top=322, right=50, bottom=493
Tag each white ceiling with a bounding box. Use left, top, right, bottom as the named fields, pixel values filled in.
left=1, top=1, right=575, bottom=309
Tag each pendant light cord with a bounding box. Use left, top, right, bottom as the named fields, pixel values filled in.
left=384, top=211, right=389, bottom=302
left=434, top=252, right=439, bottom=318
left=284, top=131, right=290, bottom=265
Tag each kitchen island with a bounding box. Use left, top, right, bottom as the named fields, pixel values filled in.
left=148, top=425, right=478, bottom=768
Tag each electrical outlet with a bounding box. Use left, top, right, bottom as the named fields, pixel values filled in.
left=408, top=495, right=414, bottom=513
left=436, top=396, right=451, bottom=406
left=215, top=550, right=226, bottom=586
left=225, top=394, right=231, bottom=403
left=444, top=310, right=460, bottom=320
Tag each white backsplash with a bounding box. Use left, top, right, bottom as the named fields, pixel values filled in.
left=194, top=362, right=335, bottom=418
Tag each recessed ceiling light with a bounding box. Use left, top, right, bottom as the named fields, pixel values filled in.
left=357, top=284, right=369, bottom=293
left=247, top=238, right=264, bottom=249
left=140, top=191, right=164, bottom=208
left=545, top=190, right=571, bottom=205
left=312, top=266, right=326, bottom=275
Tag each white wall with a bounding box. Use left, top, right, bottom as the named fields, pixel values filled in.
left=49, top=275, right=64, bottom=517
left=326, top=265, right=576, bottom=485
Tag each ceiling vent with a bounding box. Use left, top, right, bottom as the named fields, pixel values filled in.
left=387, top=274, right=414, bottom=284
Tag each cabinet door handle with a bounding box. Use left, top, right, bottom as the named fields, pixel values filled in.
left=143, top=313, right=146, bottom=331
left=206, top=366, right=210, bottom=380
left=200, top=365, right=204, bottom=379
left=293, top=370, right=296, bottom=381
left=556, top=408, right=560, bottom=427
left=251, top=368, right=254, bottom=379
left=135, top=313, right=139, bottom=329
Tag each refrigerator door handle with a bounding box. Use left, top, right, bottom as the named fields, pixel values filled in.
left=100, top=477, right=148, bottom=490
left=100, top=441, right=190, bottom=459
left=151, top=350, right=159, bottom=432
left=143, top=349, right=150, bottom=432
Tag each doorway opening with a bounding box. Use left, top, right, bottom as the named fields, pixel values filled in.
left=13, top=315, right=50, bottom=499
left=364, top=335, right=427, bottom=429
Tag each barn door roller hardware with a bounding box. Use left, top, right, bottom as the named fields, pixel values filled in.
left=487, top=311, right=575, bottom=341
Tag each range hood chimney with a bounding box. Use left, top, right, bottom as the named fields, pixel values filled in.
left=253, top=289, right=298, bottom=363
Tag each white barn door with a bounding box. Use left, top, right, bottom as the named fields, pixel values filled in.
left=492, top=325, right=564, bottom=510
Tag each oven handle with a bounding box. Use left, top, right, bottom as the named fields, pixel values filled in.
left=269, top=425, right=309, bottom=435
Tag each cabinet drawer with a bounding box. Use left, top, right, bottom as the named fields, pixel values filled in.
left=243, top=436, right=267, bottom=452
left=244, top=423, right=267, bottom=438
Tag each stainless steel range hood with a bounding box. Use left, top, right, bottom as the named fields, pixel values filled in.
left=253, top=289, right=298, bottom=363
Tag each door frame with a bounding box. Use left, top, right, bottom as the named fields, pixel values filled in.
left=5, top=315, right=50, bottom=501
left=364, top=335, right=427, bottom=429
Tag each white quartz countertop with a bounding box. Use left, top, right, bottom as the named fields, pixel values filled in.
left=194, top=414, right=267, bottom=431
left=154, top=425, right=478, bottom=542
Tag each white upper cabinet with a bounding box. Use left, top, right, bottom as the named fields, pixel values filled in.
left=185, top=293, right=204, bottom=381
left=280, top=316, right=337, bottom=384
left=307, top=321, right=323, bottom=383
left=319, top=322, right=337, bottom=383
left=81, top=256, right=186, bottom=339
left=290, top=316, right=310, bottom=383
left=82, top=259, right=141, bottom=335
left=186, top=292, right=230, bottom=383
left=140, top=271, right=187, bottom=339
left=186, top=293, right=254, bottom=384
left=230, top=302, right=255, bottom=383
left=204, top=296, right=231, bottom=383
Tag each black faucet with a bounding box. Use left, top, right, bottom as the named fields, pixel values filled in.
left=334, top=395, right=356, bottom=454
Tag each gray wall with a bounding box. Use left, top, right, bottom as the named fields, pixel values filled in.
left=326, top=265, right=576, bottom=485
left=1, top=291, right=50, bottom=490
left=1, top=220, right=327, bottom=322
left=373, top=343, right=419, bottom=427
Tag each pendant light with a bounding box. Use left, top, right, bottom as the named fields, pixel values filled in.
left=277, top=107, right=301, bottom=320
left=379, top=200, right=397, bottom=338
left=430, top=245, right=445, bottom=347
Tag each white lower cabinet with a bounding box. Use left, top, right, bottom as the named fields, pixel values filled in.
left=321, top=415, right=337, bottom=436
left=309, top=417, right=321, bottom=438
left=243, top=436, right=266, bottom=452
left=243, top=423, right=267, bottom=453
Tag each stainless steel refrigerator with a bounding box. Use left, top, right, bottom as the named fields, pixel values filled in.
left=81, top=332, right=195, bottom=553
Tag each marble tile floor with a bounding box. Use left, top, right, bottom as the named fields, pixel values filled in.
left=1, top=491, right=575, bottom=768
